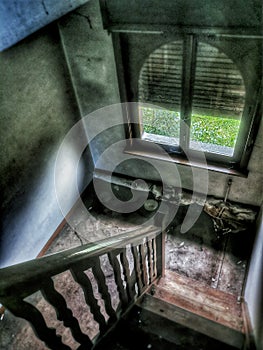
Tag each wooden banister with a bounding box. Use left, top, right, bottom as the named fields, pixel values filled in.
left=0, top=224, right=163, bottom=350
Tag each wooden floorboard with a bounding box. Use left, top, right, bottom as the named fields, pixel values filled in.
left=153, top=269, right=244, bottom=332
left=137, top=293, right=244, bottom=349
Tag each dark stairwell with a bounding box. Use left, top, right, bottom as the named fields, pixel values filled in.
left=0, top=181, right=257, bottom=349
left=0, top=1, right=262, bottom=349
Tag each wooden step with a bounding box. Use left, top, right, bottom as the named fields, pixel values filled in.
left=153, top=270, right=244, bottom=332
left=94, top=306, right=177, bottom=350
left=137, top=293, right=244, bottom=349
left=95, top=302, right=239, bottom=350
left=137, top=269, right=245, bottom=348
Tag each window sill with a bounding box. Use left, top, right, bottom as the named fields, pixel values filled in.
left=124, top=142, right=248, bottom=178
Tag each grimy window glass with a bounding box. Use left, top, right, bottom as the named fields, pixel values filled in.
left=137, top=37, right=246, bottom=159
left=190, top=42, right=246, bottom=156
left=138, top=40, right=183, bottom=147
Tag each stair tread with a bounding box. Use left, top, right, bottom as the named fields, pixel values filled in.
left=160, top=270, right=241, bottom=304
left=152, top=270, right=243, bottom=331
left=137, top=294, right=244, bottom=349
left=95, top=304, right=239, bottom=350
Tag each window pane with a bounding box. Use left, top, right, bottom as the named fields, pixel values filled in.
left=139, top=41, right=183, bottom=109
left=140, top=106, right=180, bottom=146
left=190, top=42, right=245, bottom=156
left=190, top=114, right=241, bottom=156
left=138, top=41, right=183, bottom=145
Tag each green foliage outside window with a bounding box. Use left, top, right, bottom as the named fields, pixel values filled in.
left=141, top=107, right=240, bottom=148
left=141, top=108, right=181, bottom=138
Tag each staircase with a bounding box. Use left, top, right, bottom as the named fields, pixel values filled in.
left=0, top=225, right=165, bottom=350
left=95, top=270, right=245, bottom=350
left=0, top=222, right=252, bottom=350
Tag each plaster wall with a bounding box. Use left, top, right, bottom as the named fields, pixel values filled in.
left=101, top=0, right=261, bottom=29
left=245, top=209, right=263, bottom=349
left=0, top=24, right=91, bottom=267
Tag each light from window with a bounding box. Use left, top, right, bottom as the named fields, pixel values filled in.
left=140, top=106, right=180, bottom=146
left=139, top=40, right=183, bottom=147
left=190, top=114, right=241, bottom=156
left=138, top=39, right=246, bottom=159
left=190, top=42, right=245, bottom=156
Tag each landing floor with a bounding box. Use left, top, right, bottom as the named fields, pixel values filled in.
left=41, top=196, right=254, bottom=297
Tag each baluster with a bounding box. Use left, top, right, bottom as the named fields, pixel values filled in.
left=146, top=238, right=154, bottom=284
left=155, top=230, right=165, bottom=277
left=130, top=266, right=137, bottom=298
left=131, top=245, right=143, bottom=295
left=41, top=277, right=93, bottom=349
left=91, top=256, right=117, bottom=326
left=154, top=208, right=166, bottom=278
left=108, top=251, right=128, bottom=308
left=139, top=242, right=148, bottom=287
left=3, top=296, right=70, bottom=350
left=119, top=248, right=136, bottom=302
left=70, top=267, right=107, bottom=334
left=152, top=237, right=157, bottom=278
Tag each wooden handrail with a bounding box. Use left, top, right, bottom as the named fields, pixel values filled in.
left=0, top=225, right=160, bottom=297
left=0, top=224, right=164, bottom=350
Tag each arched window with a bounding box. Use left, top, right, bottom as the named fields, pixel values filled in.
left=108, top=27, right=261, bottom=175
left=138, top=38, right=246, bottom=160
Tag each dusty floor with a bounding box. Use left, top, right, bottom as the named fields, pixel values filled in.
left=165, top=203, right=252, bottom=296
left=0, top=193, right=256, bottom=349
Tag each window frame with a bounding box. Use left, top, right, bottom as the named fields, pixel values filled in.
left=111, top=30, right=262, bottom=176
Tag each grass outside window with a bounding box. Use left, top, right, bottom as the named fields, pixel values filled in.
left=141, top=107, right=240, bottom=152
